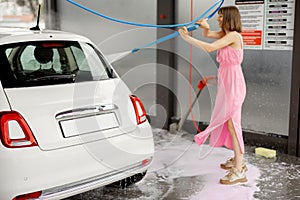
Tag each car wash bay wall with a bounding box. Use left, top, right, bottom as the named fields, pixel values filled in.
left=174, top=0, right=297, bottom=153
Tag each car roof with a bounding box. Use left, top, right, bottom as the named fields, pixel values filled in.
left=0, top=28, right=92, bottom=45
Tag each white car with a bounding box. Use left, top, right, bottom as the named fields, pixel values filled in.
left=0, top=28, right=154, bottom=200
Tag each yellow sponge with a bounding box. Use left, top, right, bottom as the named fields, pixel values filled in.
left=255, top=147, right=276, bottom=158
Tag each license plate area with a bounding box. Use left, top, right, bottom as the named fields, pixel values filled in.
left=59, top=112, right=119, bottom=138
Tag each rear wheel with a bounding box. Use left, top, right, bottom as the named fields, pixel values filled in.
left=107, top=171, right=147, bottom=189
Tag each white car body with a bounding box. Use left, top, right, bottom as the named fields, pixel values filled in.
left=0, top=28, right=154, bottom=200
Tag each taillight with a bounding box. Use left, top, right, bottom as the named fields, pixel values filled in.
left=141, top=157, right=152, bottom=166
left=0, top=111, right=38, bottom=148
left=13, top=191, right=42, bottom=200
left=130, top=95, right=147, bottom=125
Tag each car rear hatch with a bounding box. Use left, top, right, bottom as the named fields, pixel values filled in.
left=0, top=40, right=138, bottom=150
left=4, top=80, right=138, bottom=150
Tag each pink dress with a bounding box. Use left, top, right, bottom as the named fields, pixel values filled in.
left=194, top=35, right=246, bottom=153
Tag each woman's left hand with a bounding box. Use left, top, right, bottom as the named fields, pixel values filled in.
left=178, top=27, right=189, bottom=39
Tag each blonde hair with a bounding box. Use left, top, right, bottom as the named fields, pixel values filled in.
left=218, top=6, right=242, bottom=33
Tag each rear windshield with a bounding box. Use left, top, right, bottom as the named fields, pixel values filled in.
left=0, top=41, right=116, bottom=88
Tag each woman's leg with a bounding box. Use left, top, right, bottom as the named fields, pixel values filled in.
left=227, top=118, right=243, bottom=171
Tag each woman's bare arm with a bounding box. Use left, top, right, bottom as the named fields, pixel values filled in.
left=179, top=28, right=239, bottom=52
left=202, top=29, right=225, bottom=39
left=196, top=19, right=224, bottom=39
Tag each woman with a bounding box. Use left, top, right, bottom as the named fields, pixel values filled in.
left=179, top=6, right=247, bottom=185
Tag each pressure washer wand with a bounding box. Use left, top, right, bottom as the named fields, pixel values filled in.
left=131, top=24, right=200, bottom=53
left=174, top=76, right=216, bottom=132
left=177, top=83, right=203, bottom=132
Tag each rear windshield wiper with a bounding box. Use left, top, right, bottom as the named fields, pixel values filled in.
left=26, top=74, right=76, bottom=82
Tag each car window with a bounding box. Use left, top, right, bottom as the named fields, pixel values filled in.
left=5, top=48, right=12, bottom=57
left=71, top=45, right=89, bottom=71
left=80, top=42, right=111, bottom=80
left=20, top=45, right=44, bottom=71
left=0, top=41, right=116, bottom=88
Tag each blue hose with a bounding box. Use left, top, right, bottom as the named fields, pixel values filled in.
left=66, top=0, right=223, bottom=28
left=132, top=0, right=223, bottom=53
left=66, top=0, right=224, bottom=52
left=131, top=24, right=200, bottom=53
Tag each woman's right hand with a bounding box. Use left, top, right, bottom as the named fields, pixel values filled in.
left=196, top=18, right=210, bottom=30
left=178, top=26, right=189, bottom=39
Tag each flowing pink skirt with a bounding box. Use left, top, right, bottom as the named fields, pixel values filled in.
left=194, top=64, right=246, bottom=154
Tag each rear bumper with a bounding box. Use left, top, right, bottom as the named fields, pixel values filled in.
left=0, top=125, right=154, bottom=200
left=39, top=156, right=153, bottom=200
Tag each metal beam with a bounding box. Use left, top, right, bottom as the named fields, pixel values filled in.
left=288, top=0, right=300, bottom=156
left=153, top=0, right=176, bottom=129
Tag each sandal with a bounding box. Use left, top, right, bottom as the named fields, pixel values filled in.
left=220, top=157, right=247, bottom=171
left=220, top=167, right=248, bottom=185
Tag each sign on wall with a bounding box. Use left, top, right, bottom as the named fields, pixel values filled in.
left=236, top=0, right=295, bottom=50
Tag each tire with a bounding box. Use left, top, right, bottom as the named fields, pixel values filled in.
left=107, top=171, right=147, bottom=189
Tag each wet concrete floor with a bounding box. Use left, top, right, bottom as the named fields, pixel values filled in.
left=65, top=129, right=300, bottom=200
